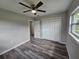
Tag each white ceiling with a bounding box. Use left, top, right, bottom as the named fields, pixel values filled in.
left=0, top=0, right=73, bottom=17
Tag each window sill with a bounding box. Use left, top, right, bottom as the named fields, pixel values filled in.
left=68, top=32, right=79, bottom=44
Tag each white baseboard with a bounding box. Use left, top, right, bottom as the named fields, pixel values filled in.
left=36, top=38, right=66, bottom=44
left=0, top=39, right=30, bottom=55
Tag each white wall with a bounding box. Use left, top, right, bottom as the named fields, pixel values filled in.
left=66, top=34, right=79, bottom=59
left=34, top=14, right=66, bottom=43
left=0, top=8, right=31, bottom=54
left=66, top=0, right=79, bottom=59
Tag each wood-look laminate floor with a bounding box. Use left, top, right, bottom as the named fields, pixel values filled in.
left=0, top=38, right=69, bottom=59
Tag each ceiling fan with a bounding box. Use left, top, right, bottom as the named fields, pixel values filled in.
left=19, top=1, right=46, bottom=15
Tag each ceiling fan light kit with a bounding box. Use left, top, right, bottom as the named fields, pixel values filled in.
left=19, top=1, right=46, bottom=15
left=32, top=10, right=36, bottom=13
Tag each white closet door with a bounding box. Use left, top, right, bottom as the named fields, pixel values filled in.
left=41, top=19, right=61, bottom=42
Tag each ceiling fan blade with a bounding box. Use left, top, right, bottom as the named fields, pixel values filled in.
left=23, top=10, right=31, bottom=13
left=37, top=9, right=46, bottom=13
left=19, top=2, right=31, bottom=8
left=35, top=1, right=43, bottom=9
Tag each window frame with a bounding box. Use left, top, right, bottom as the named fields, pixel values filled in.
left=69, top=6, right=79, bottom=39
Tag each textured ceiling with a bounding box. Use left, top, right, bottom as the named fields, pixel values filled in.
left=0, top=0, right=73, bottom=17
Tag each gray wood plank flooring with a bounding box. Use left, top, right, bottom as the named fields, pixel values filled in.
left=0, top=38, right=69, bottom=59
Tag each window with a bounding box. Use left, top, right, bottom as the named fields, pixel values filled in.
left=69, top=6, right=79, bottom=38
